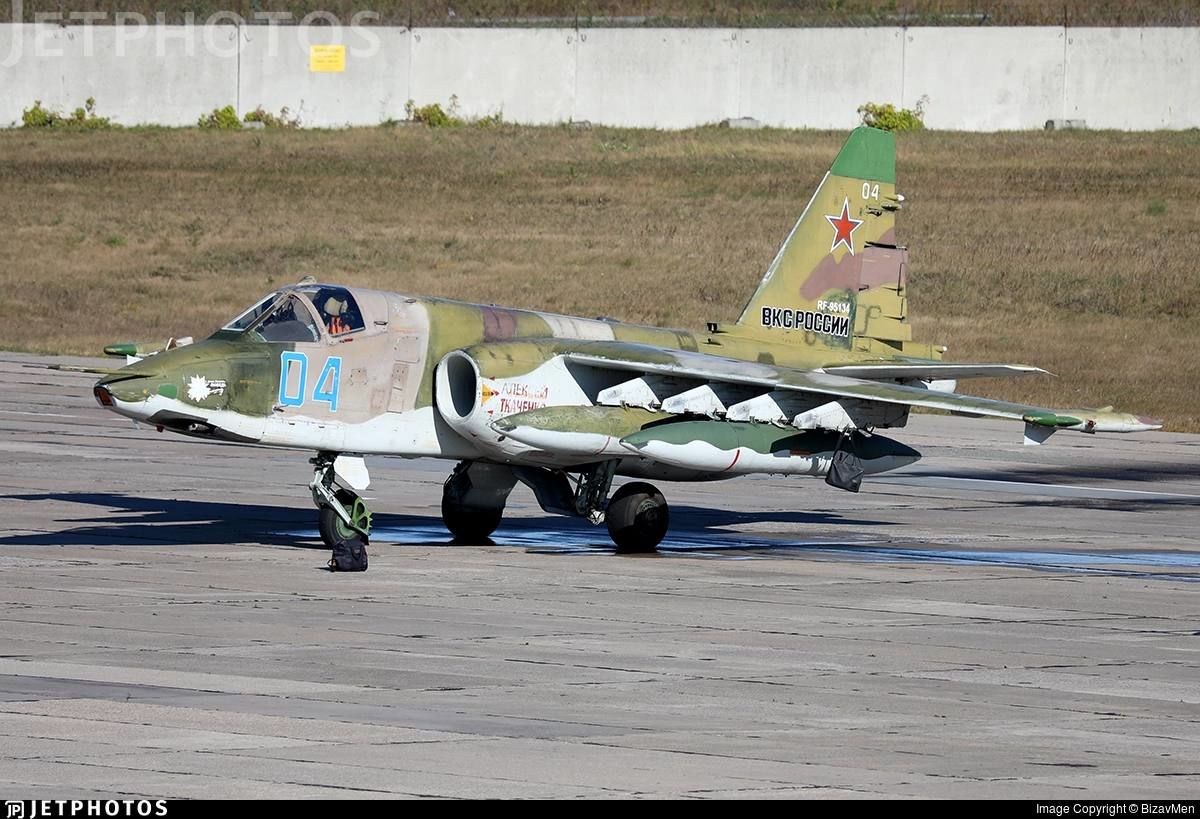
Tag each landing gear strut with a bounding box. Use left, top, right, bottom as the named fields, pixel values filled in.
left=310, top=453, right=372, bottom=552
left=559, top=463, right=668, bottom=553
left=442, top=460, right=670, bottom=554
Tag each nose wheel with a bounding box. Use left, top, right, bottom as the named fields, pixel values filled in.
left=310, top=454, right=372, bottom=550
left=318, top=489, right=372, bottom=550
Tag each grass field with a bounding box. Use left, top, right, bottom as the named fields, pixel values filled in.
left=2, top=125, right=1197, bottom=430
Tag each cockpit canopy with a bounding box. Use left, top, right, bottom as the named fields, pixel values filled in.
left=223, top=285, right=365, bottom=343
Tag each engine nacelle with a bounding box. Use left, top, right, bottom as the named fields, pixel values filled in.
left=435, top=351, right=593, bottom=462
left=436, top=351, right=523, bottom=458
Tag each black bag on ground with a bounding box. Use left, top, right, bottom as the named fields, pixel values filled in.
left=825, top=432, right=864, bottom=493
left=329, top=539, right=368, bottom=572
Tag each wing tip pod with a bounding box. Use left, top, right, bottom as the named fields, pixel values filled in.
left=1024, top=410, right=1163, bottom=437
left=103, top=337, right=193, bottom=358
left=1134, top=415, right=1165, bottom=431
left=1082, top=412, right=1162, bottom=433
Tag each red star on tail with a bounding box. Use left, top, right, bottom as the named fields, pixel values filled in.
left=825, top=198, right=864, bottom=255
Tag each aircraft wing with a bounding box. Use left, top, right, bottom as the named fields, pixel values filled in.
left=541, top=340, right=1158, bottom=438
left=820, top=362, right=1048, bottom=380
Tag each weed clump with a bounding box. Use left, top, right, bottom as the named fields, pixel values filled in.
left=198, top=106, right=242, bottom=130
left=404, top=95, right=503, bottom=128
left=406, top=97, right=463, bottom=128
left=22, top=98, right=115, bottom=129
left=858, top=97, right=927, bottom=132
left=474, top=110, right=505, bottom=128
left=243, top=106, right=302, bottom=128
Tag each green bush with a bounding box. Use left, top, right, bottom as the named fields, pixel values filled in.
left=21, top=100, right=54, bottom=128
left=198, top=105, right=242, bottom=130
left=404, top=96, right=504, bottom=128
left=22, top=98, right=114, bottom=129
left=243, top=106, right=301, bottom=128
left=858, top=97, right=927, bottom=132
left=405, top=97, right=463, bottom=128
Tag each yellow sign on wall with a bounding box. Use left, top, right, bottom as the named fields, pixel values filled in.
left=309, top=45, right=346, bottom=73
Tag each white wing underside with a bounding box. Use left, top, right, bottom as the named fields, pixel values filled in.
left=541, top=340, right=1155, bottom=437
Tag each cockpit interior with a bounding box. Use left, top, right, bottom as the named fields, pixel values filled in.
left=222, top=286, right=366, bottom=343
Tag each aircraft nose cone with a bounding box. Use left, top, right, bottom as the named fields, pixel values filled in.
left=93, top=341, right=206, bottom=411
left=95, top=372, right=156, bottom=405
left=94, top=355, right=167, bottom=418
left=93, top=382, right=116, bottom=408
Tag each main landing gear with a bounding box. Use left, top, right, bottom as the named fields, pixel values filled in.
left=604, top=482, right=669, bottom=554
left=311, top=453, right=372, bottom=552
left=441, top=461, right=516, bottom=543
left=440, top=460, right=670, bottom=554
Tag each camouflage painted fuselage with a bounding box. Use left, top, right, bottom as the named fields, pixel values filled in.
left=94, top=288, right=927, bottom=473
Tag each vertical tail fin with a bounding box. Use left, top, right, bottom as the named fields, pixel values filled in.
left=736, top=127, right=911, bottom=351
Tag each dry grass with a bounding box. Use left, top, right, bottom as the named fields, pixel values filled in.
left=1, top=126, right=1197, bottom=429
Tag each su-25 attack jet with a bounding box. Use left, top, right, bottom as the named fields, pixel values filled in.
left=86, top=127, right=1160, bottom=555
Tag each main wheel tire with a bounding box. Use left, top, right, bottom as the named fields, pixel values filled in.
left=606, top=481, right=669, bottom=554
left=442, top=495, right=503, bottom=543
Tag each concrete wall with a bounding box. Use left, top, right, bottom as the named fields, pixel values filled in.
left=411, top=28, right=575, bottom=125
left=238, top=25, right=410, bottom=127
left=575, top=29, right=740, bottom=128
left=902, top=27, right=1067, bottom=130
left=1, top=23, right=1197, bottom=130
left=1, top=24, right=238, bottom=127
left=1063, top=28, right=1200, bottom=129
left=737, top=28, right=904, bottom=129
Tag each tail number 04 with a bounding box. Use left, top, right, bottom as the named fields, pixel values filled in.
left=278, top=352, right=342, bottom=412
left=861, top=183, right=880, bottom=201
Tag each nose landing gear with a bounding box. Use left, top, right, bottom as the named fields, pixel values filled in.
left=311, top=453, right=372, bottom=552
